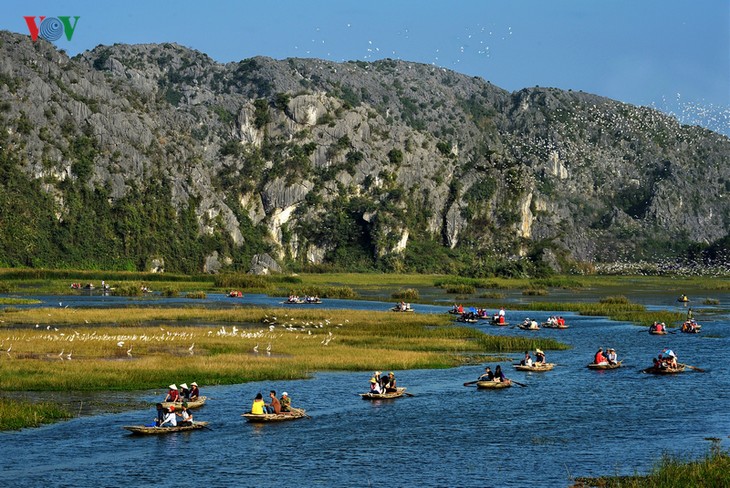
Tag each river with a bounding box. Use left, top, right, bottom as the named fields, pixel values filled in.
left=1, top=291, right=728, bottom=487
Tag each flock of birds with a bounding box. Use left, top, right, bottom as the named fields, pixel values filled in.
left=0, top=311, right=346, bottom=360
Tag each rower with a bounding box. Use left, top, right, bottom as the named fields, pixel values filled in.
left=479, top=366, right=495, bottom=381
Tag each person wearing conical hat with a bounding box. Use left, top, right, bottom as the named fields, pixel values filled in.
left=189, top=382, right=200, bottom=400
left=535, top=349, right=546, bottom=364
left=179, top=383, right=190, bottom=401
left=164, top=384, right=180, bottom=402
left=369, top=376, right=382, bottom=394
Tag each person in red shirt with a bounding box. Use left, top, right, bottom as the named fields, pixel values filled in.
left=164, top=384, right=180, bottom=402
left=594, top=348, right=607, bottom=364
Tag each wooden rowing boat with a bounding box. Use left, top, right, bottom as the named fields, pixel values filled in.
left=517, top=324, right=540, bottom=330
left=514, top=363, right=554, bottom=372
left=123, top=421, right=209, bottom=434
left=476, top=379, right=512, bottom=389
left=242, top=407, right=307, bottom=422
left=391, top=307, right=414, bottom=312
left=642, top=364, right=686, bottom=375
left=587, top=361, right=622, bottom=370
left=360, top=387, right=407, bottom=399
left=649, top=330, right=668, bottom=335
left=542, top=323, right=569, bottom=329
left=161, top=396, right=207, bottom=410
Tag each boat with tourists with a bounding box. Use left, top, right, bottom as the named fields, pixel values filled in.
left=517, top=319, right=540, bottom=330
left=391, top=304, right=414, bottom=312
left=360, top=387, right=407, bottom=399
left=514, top=363, right=554, bottom=372
left=123, top=421, right=209, bottom=435
left=228, top=290, right=243, bottom=298
left=242, top=407, right=308, bottom=422
left=161, top=396, right=207, bottom=410
left=680, top=320, right=701, bottom=333
left=284, top=296, right=322, bottom=304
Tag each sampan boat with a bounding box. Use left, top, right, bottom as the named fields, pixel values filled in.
left=642, top=364, right=686, bottom=375
left=476, top=379, right=512, bottom=389
left=587, top=361, right=622, bottom=370
left=242, top=407, right=307, bottom=422
left=123, top=421, right=209, bottom=435
left=161, top=396, right=207, bottom=410
left=513, top=363, right=554, bottom=372
left=360, top=387, right=407, bottom=399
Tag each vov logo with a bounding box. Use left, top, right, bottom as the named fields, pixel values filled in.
left=24, top=16, right=80, bottom=42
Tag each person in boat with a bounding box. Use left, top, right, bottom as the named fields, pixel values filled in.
left=382, top=371, right=397, bottom=391
left=160, top=405, right=177, bottom=427
left=189, top=382, right=200, bottom=400
left=177, top=402, right=193, bottom=425
left=520, top=351, right=533, bottom=366
left=494, top=365, right=506, bottom=382
left=154, top=403, right=165, bottom=426
left=369, top=377, right=382, bottom=394
left=251, top=393, right=266, bottom=415
left=606, top=348, right=618, bottom=365
left=479, top=366, right=495, bottom=381
left=687, top=308, right=693, bottom=320
left=457, top=304, right=464, bottom=314
left=535, top=348, right=546, bottom=364
left=594, top=348, right=607, bottom=365
left=662, top=348, right=678, bottom=368
left=280, top=392, right=291, bottom=412
left=267, top=390, right=281, bottom=414
left=179, top=383, right=190, bottom=401
left=164, top=384, right=180, bottom=403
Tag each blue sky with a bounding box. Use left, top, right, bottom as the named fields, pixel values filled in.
left=3, top=0, right=729, bottom=134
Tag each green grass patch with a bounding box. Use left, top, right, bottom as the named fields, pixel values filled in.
left=599, top=295, right=631, bottom=304
left=0, top=297, right=41, bottom=305
left=392, top=288, right=420, bottom=300
left=702, top=298, right=720, bottom=305
left=185, top=291, right=207, bottom=299
left=573, top=441, right=730, bottom=488
left=0, top=398, right=72, bottom=430
left=480, top=292, right=506, bottom=299
left=522, top=286, right=548, bottom=296
left=443, top=284, right=476, bottom=294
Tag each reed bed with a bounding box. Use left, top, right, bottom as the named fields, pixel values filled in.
left=702, top=298, right=720, bottom=305
left=391, top=288, right=420, bottom=300
left=0, top=308, right=568, bottom=392
left=443, top=284, right=476, bottom=294
left=522, top=286, right=549, bottom=296
left=0, top=398, right=72, bottom=430
left=185, top=291, right=207, bottom=299
left=0, top=298, right=41, bottom=305
left=573, top=441, right=730, bottom=488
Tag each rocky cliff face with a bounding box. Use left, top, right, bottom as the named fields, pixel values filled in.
left=0, top=31, right=727, bottom=274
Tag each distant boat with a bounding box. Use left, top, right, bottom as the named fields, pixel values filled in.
left=242, top=407, right=308, bottom=422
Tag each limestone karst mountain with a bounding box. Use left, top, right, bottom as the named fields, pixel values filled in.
left=0, top=31, right=727, bottom=274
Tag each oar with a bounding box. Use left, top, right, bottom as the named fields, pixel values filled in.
left=684, top=364, right=706, bottom=372
left=404, top=392, right=415, bottom=397
left=509, top=379, right=527, bottom=387
left=463, top=380, right=479, bottom=386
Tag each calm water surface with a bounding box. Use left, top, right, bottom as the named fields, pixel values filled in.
left=1, top=294, right=729, bottom=487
